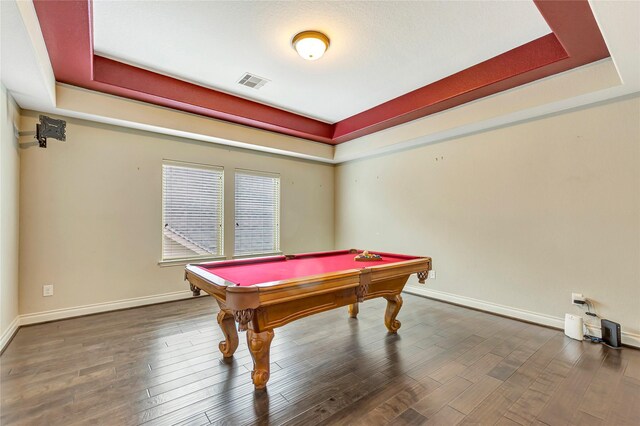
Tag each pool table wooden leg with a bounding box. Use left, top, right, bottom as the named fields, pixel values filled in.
left=216, top=310, right=239, bottom=358
left=384, top=294, right=403, bottom=333
left=247, top=329, right=274, bottom=390
left=189, top=283, right=201, bottom=296
left=348, top=303, right=359, bottom=318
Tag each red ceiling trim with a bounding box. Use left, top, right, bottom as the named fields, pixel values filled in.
left=33, top=0, right=334, bottom=143
left=92, top=57, right=335, bottom=141
left=333, top=0, right=610, bottom=142
left=33, top=0, right=608, bottom=146
left=332, top=34, right=568, bottom=143
left=35, top=0, right=93, bottom=82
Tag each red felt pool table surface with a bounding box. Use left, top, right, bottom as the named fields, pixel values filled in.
left=195, top=250, right=420, bottom=286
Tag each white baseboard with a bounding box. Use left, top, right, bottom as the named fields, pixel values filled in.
left=3, top=286, right=638, bottom=353
left=404, top=286, right=640, bottom=349
left=0, top=316, right=21, bottom=353
left=19, top=290, right=199, bottom=326
left=0, top=290, right=201, bottom=353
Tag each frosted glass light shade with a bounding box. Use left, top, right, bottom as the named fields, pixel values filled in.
left=292, top=31, right=330, bottom=61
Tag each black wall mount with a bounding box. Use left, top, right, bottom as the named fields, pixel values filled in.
left=18, top=115, right=67, bottom=148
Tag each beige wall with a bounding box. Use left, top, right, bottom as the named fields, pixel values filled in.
left=1, top=84, right=20, bottom=337
left=12, top=93, right=640, bottom=344
left=336, top=95, right=640, bottom=341
left=19, top=111, right=334, bottom=315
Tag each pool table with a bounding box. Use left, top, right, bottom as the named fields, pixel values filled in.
left=185, top=249, right=431, bottom=389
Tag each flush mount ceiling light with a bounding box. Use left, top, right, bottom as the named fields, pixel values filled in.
left=292, top=30, right=330, bottom=61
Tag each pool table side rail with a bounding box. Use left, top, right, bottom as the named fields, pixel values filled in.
left=190, top=249, right=356, bottom=270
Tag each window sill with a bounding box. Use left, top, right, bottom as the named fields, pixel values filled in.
left=232, top=252, right=283, bottom=260
left=158, top=252, right=284, bottom=267
left=158, top=256, right=227, bottom=267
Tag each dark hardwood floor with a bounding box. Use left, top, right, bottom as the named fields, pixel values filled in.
left=1, top=293, right=638, bottom=425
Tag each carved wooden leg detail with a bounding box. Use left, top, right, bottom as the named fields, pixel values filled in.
left=189, top=283, right=201, bottom=296
left=247, top=329, right=274, bottom=390
left=348, top=303, right=359, bottom=318
left=384, top=294, right=403, bottom=333
left=216, top=311, right=238, bottom=358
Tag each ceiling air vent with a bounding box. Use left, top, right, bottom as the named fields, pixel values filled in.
left=237, top=73, right=269, bottom=90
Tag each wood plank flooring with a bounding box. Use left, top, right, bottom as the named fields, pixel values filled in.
left=1, top=294, right=639, bottom=425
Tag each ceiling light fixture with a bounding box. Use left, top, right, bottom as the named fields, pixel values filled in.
left=292, top=30, right=330, bottom=61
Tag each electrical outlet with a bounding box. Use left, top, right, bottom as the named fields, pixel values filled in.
left=428, top=270, right=436, bottom=279
left=43, top=284, right=54, bottom=297
left=572, top=292, right=585, bottom=305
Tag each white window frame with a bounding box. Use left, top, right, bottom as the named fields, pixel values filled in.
left=159, top=160, right=225, bottom=265
left=233, top=168, right=281, bottom=258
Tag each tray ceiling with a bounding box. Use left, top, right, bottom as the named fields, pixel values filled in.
left=33, top=0, right=610, bottom=145
left=92, top=0, right=551, bottom=124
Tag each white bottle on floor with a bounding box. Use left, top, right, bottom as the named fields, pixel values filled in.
left=564, top=313, right=584, bottom=341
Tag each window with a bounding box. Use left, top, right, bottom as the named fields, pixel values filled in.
left=234, top=170, right=280, bottom=256
left=162, top=161, right=224, bottom=261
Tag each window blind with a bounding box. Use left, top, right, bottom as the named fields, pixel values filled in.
left=162, top=162, right=224, bottom=261
left=234, top=170, right=280, bottom=256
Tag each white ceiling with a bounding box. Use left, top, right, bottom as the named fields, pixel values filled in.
left=92, top=1, right=551, bottom=123
left=1, top=0, right=55, bottom=112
